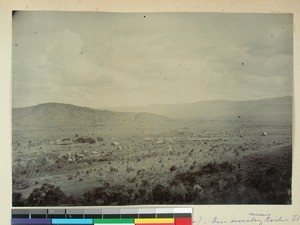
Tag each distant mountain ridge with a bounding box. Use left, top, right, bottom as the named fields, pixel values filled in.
left=12, top=102, right=173, bottom=129
left=108, top=96, right=292, bottom=120
left=12, top=96, right=292, bottom=129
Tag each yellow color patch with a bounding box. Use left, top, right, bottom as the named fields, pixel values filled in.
left=134, top=218, right=174, bottom=224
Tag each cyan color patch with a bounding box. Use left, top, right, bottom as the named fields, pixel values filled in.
left=52, top=218, right=93, bottom=224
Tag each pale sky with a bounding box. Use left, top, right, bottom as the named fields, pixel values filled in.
left=12, top=12, right=293, bottom=108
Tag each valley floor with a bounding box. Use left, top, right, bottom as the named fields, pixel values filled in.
left=12, top=117, right=292, bottom=205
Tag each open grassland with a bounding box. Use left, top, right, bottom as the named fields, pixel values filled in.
left=12, top=117, right=292, bottom=205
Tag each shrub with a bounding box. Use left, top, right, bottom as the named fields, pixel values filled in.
left=97, top=137, right=104, bottom=142
left=75, top=137, right=86, bottom=143
left=12, top=192, right=25, bottom=206
left=26, top=183, right=67, bottom=206
left=75, top=137, right=96, bottom=144
left=170, top=166, right=177, bottom=172
left=152, top=184, right=172, bottom=203
left=86, top=137, right=96, bottom=144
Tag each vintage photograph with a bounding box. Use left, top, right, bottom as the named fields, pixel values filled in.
left=12, top=11, right=293, bottom=206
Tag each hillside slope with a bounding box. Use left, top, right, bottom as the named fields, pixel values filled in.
left=12, top=102, right=173, bottom=129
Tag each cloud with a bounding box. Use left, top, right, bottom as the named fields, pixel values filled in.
left=12, top=12, right=293, bottom=108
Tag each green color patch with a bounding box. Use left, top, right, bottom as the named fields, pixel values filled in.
left=93, top=218, right=134, bottom=223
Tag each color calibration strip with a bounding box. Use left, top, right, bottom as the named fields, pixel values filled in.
left=11, top=208, right=192, bottom=225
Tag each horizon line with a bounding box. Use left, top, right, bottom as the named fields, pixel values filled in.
left=12, top=95, right=292, bottom=110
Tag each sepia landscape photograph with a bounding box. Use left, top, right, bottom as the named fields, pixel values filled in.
left=12, top=11, right=293, bottom=206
